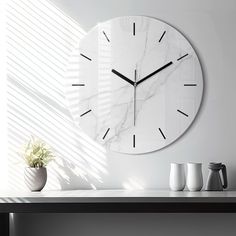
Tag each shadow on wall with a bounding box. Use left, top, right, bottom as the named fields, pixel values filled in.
left=55, top=158, right=89, bottom=190
left=54, top=159, right=104, bottom=190
left=53, top=127, right=109, bottom=190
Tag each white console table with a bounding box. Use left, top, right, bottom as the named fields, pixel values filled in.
left=1, top=190, right=236, bottom=235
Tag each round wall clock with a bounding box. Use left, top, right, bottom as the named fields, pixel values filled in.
left=66, top=16, right=203, bottom=154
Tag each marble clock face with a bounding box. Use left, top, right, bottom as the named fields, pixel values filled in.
left=66, top=16, right=203, bottom=154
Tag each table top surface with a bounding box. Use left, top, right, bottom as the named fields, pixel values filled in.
left=1, top=190, right=236, bottom=203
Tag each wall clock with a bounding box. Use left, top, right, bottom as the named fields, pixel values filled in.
left=66, top=16, right=203, bottom=154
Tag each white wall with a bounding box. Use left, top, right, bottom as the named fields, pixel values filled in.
left=7, top=0, right=236, bottom=235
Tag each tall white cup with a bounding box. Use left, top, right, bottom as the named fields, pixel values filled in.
left=169, top=163, right=186, bottom=191
left=186, top=163, right=203, bottom=191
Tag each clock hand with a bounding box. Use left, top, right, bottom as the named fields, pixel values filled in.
left=134, top=69, right=137, bottom=126
left=111, top=69, right=134, bottom=86
left=137, top=61, right=173, bottom=86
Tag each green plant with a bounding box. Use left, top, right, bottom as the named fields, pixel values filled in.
left=21, top=137, right=54, bottom=168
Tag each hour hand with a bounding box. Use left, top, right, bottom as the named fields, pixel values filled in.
left=111, top=69, right=134, bottom=86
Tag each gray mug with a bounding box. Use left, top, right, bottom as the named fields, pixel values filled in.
left=205, top=162, right=227, bottom=191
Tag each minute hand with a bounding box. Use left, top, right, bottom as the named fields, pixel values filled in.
left=137, top=61, right=173, bottom=86
left=111, top=69, right=134, bottom=86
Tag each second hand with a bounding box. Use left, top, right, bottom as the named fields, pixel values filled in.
left=134, top=69, right=137, bottom=126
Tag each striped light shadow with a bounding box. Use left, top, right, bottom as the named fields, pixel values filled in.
left=66, top=21, right=114, bottom=143
left=7, top=0, right=108, bottom=191
left=7, top=21, right=67, bottom=67
left=7, top=2, right=75, bottom=51
left=8, top=115, right=108, bottom=182
left=8, top=78, right=108, bottom=190
left=8, top=111, right=104, bottom=190
left=10, top=0, right=81, bottom=43
left=8, top=99, right=106, bottom=168
left=97, top=23, right=112, bottom=125
left=7, top=35, right=64, bottom=77
left=8, top=99, right=107, bottom=175
left=7, top=63, right=64, bottom=103
left=6, top=53, right=62, bottom=92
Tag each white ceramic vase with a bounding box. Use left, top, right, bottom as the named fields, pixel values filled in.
left=24, top=167, right=47, bottom=191
left=169, top=163, right=186, bottom=191
left=186, top=163, right=203, bottom=191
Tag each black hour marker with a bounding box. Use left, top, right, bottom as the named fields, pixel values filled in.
left=177, top=53, right=189, bottom=61
left=72, top=84, right=85, bottom=86
left=80, top=53, right=92, bottom=61
left=103, top=128, right=110, bottom=139
left=184, top=84, right=197, bottom=86
left=133, top=134, right=135, bottom=148
left=158, top=128, right=166, bottom=140
left=177, top=109, right=188, bottom=117
left=133, top=22, right=135, bottom=36
left=80, top=109, right=91, bottom=117
left=159, top=31, right=166, bottom=42
left=103, top=31, right=110, bottom=42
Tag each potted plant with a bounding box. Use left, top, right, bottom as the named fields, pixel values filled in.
left=21, top=137, right=54, bottom=191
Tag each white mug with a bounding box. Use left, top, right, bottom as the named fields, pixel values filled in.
left=169, top=163, right=186, bottom=191
left=186, top=162, right=203, bottom=191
